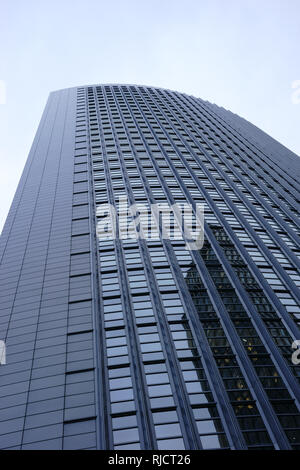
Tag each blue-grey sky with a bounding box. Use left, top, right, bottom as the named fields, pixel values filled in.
left=0, top=0, right=299, bottom=232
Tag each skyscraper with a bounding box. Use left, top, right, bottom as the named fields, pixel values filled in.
left=0, top=84, right=299, bottom=450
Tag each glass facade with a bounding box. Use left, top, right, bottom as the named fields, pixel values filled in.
left=0, top=84, right=299, bottom=450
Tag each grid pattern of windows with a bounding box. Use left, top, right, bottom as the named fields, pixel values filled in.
left=0, top=84, right=299, bottom=449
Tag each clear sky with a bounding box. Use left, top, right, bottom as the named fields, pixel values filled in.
left=0, top=0, right=299, bottom=233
